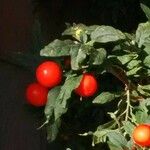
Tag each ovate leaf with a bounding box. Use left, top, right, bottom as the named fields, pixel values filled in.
left=91, top=26, right=125, bottom=43
left=93, top=129, right=128, bottom=149
left=127, top=141, right=134, bottom=150
left=117, top=54, right=138, bottom=65
left=96, top=121, right=116, bottom=130
left=62, top=23, right=86, bottom=36
left=47, top=118, right=61, bottom=142
left=44, top=86, right=61, bottom=122
left=139, top=84, right=150, bottom=91
left=40, top=39, right=74, bottom=57
left=54, top=75, right=82, bottom=120
left=107, top=142, right=123, bottom=150
left=92, top=129, right=111, bottom=145
left=134, top=99, right=149, bottom=123
left=122, top=121, right=135, bottom=136
left=126, top=66, right=142, bottom=76
left=127, top=59, right=141, bottom=70
left=44, top=87, right=62, bottom=142
left=70, top=44, right=88, bottom=70
left=144, top=55, right=150, bottom=68
left=85, top=25, right=99, bottom=35
left=143, top=44, right=150, bottom=55
left=137, top=84, right=150, bottom=96
left=93, top=92, right=121, bottom=104
left=62, top=23, right=87, bottom=42
left=107, top=131, right=128, bottom=149
left=89, top=48, right=106, bottom=65
left=140, top=3, right=150, bottom=21
left=136, top=22, right=150, bottom=48
left=145, top=98, right=150, bottom=106
left=135, top=110, right=149, bottom=124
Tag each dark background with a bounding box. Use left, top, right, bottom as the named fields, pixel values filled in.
left=0, top=0, right=149, bottom=149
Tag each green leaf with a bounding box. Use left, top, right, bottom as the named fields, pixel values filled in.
left=107, top=142, right=123, bottom=150
left=91, top=26, right=125, bottom=43
left=127, top=140, right=134, bottom=150
left=97, top=121, right=116, bottom=130
left=44, top=87, right=62, bottom=142
left=45, top=75, right=82, bottom=142
left=93, top=130, right=128, bottom=149
left=81, top=33, right=88, bottom=43
left=54, top=75, right=82, bottom=120
left=70, top=44, right=88, bottom=70
left=140, top=3, right=150, bottom=21
left=47, top=118, right=61, bottom=142
left=62, top=23, right=86, bottom=36
left=62, top=23, right=87, bottom=42
left=45, top=74, right=81, bottom=122
left=136, top=22, right=150, bottom=48
left=143, top=44, right=150, bottom=55
left=89, top=48, right=106, bottom=65
left=139, top=84, right=150, bottom=91
left=145, top=116, right=150, bottom=123
left=107, top=131, right=128, bottom=149
left=85, top=25, right=99, bottom=35
left=134, top=99, right=149, bottom=123
left=135, top=110, right=149, bottom=124
left=117, top=54, right=138, bottom=65
left=127, top=59, right=141, bottom=70
left=122, top=121, right=135, bottom=136
left=137, top=84, right=150, bottom=96
left=144, top=55, right=150, bottom=68
left=145, top=98, right=150, bottom=106
left=147, top=69, right=150, bottom=76
left=45, top=86, right=61, bottom=122
left=93, top=92, right=121, bottom=104
left=126, top=66, right=142, bottom=76
left=40, top=39, right=74, bottom=57
left=92, top=129, right=111, bottom=145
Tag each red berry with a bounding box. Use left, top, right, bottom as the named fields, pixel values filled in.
left=132, top=124, right=150, bottom=147
left=36, top=61, right=62, bottom=88
left=75, top=73, right=98, bottom=97
left=26, top=82, right=48, bottom=107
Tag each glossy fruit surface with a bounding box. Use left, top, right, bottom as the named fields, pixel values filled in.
left=26, top=83, right=48, bottom=107
left=132, top=124, right=150, bottom=147
left=75, top=73, right=98, bottom=97
left=36, top=61, right=62, bottom=88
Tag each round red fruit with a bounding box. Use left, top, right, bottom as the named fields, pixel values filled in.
left=26, top=82, right=48, bottom=107
left=132, top=124, right=150, bottom=147
left=75, top=73, right=98, bottom=97
left=36, top=61, right=62, bottom=88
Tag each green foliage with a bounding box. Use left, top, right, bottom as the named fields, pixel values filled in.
left=93, top=92, right=121, bottom=104
left=144, top=55, right=150, bottom=68
left=37, top=4, right=150, bottom=150
left=90, top=26, right=126, bottom=43
left=40, top=39, right=74, bottom=57
left=44, top=86, right=61, bottom=141
left=123, top=121, right=135, bottom=136
left=140, top=3, right=150, bottom=21
left=45, top=86, right=61, bottom=122
left=136, top=21, right=150, bottom=48
left=107, top=131, right=128, bottom=149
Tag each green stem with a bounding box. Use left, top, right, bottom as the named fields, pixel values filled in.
left=125, top=87, right=130, bottom=121
left=114, top=115, right=121, bottom=129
